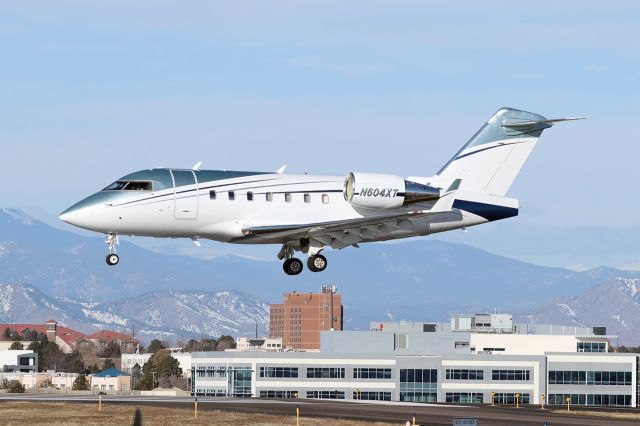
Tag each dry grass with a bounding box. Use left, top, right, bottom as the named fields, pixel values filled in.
left=549, top=409, right=640, bottom=420
left=0, top=402, right=396, bottom=425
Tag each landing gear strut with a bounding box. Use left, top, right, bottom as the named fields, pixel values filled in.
left=105, top=233, right=119, bottom=266
left=307, top=254, right=328, bottom=272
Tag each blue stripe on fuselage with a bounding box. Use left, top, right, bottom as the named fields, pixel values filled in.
left=453, top=199, right=518, bottom=221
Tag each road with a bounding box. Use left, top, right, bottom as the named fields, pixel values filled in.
left=1, top=394, right=638, bottom=425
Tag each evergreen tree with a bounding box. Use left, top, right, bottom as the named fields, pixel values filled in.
left=102, top=358, right=116, bottom=370
left=72, top=374, right=90, bottom=391
left=8, top=341, right=23, bottom=350
left=147, top=339, right=165, bottom=353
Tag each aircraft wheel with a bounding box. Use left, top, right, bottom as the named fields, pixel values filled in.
left=283, top=258, right=303, bottom=275
left=106, top=254, right=120, bottom=266
left=307, top=254, right=327, bottom=272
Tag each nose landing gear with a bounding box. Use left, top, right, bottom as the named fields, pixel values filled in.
left=105, top=233, right=120, bottom=266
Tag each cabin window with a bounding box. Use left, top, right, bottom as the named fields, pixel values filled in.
left=209, top=190, right=216, bottom=200
left=322, top=194, right=329, bottom=204
left=247, top=191, right=254, bottom=201
left=228, top=191, right=235, bottom=200
left=304, top=193, right=311, bottom=203
left=285, top=193, right=292, bottom=203
left=266, top=192, right=273, bottom=202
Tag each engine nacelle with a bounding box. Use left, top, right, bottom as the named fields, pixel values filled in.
left=343, top=172, right=440, bottom=210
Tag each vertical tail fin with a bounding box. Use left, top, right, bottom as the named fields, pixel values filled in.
left=433, top=107, right=578, bottom=196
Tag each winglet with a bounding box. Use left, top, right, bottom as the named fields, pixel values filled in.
left=276, top=165, right=287, bottom=174
left=192, top=161, right=203, bottom=171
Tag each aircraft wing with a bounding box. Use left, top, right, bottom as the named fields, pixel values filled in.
left=237, top=193, right=456, bottom=249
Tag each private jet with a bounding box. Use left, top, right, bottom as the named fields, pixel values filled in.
left=59, top=107, right=582, bottom=275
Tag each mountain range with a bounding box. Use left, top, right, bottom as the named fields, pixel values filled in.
left=2, top=208, right=640, bottom=343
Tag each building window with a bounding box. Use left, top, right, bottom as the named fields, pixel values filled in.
left=547, top=393, right=631, bottom=407
left=353, top=391, right=391, bottom=401
left=209, top=190, right=216, bottom=200
left=549, top=370, right=631, bottom=385
left=577, top=342, right=606, bottom=352
left=322, top=194, right=329, bottom=204
left=285, top=193, right=292, bottom=203
left=306, top=367, right=345, bottom=379
left=228, top=191, right=235, bottom=200
left=353, top=368, right=392, bottom=379
left=446, top=392, right=483, bottom=403
left=260, top=390, right=298, bottom=398
left=259, top=367, right=299, bottom=378
left=306, top=390, right=344, bottom=399
left=445, top=369, right=484, bottom=380
left=491, top=369, right=531, bottom=381
left=304, top=193, right=311, bottom=203
left=493, top=393, right=530, bottom=404
left=247, top=191, right=254, bottom=201
left=266, top=192, right=273, bottom=202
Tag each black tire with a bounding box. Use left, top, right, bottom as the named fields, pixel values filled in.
left=106, top=254, right=119, bottom=266
left=307, top=254, right=327, bottom=272
left=283, top=258, right=303, bottom=275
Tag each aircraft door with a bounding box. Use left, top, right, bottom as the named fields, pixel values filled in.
left=171, top=170, right=199, bottom=219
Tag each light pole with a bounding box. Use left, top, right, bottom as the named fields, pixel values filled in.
left=151, top=371, right=156, bottom=393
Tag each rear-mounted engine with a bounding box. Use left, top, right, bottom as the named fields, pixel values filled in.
left=343, top=172, right=440, bottom=209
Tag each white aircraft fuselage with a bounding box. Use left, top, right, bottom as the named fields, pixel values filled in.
left=60, top=107, right=582, bottom=274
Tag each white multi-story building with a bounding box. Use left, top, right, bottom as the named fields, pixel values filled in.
left=190, top=315, right=640, bottom=407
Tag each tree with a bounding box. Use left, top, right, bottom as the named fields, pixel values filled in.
left=64, top=351, right=85, bottom=374
left=147, top=339, right=165, bottom=354
left=28, top=338, right=66, bottom=371
left=2, top=328, right=11, bottom=340
left=102, top=358, right=116, bottom=370
left=22, top=328, right=38, bottom=341
left=0, top=378, right=10, bottom=389
left=131, top=363, right=141, bottom=390
left=139, top=350, right=182, bottom=390
left=72, top=374, right=90, bottom=391
left=7, top=381, right=26, bottom=393
left=183, top=338, right=216, bottom=352
left=216, top=335, right=236, bottom=351
left=97, top=341, right=122, bottom=358
left=8, top=341, right=24, bottom=350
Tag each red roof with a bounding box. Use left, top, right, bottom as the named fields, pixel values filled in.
left=0, top=323, right=85, bottom=346
left=85, top=330, right=137, bottom=343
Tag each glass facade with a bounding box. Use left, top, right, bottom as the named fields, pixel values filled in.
left=260, top=367, right=299, bottom=378
left=230, top=367, right=252, bottom=397
left=307, top=367, right=345, bottom=379
left=548, top=370, right=632, bottom=385
left=446, top=392, right=483, bottom=403
left=577, top=342, right=606, bottom=352
left=548, top=394, right=631, bottom=407
left=353, top=368, right=392, bottom=379
left=491, top=369, right=530, bottom=381
left=445, top=369, right=484, bottom=380
left=399, top=369, right=437, bottom=403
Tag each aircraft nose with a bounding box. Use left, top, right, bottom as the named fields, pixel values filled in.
left=59, top=206, right=80, bottom=225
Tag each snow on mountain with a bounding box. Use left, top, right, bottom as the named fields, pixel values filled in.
left=0, top=283, right=269, bottom=344
left=520, top=278, right=640, bottom=345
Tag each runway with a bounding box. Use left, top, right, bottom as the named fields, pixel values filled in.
left=1, top=394, right=638, bottom=425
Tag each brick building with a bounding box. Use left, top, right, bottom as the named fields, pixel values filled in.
left=269, top=287, right=342, bottom=350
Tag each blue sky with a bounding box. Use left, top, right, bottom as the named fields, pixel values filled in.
left=1, top=1, right=639, bottom=269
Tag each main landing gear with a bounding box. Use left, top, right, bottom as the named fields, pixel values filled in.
left=279, top=244, right=328, bottom=275
left=105, top=233, right=120, bottom=266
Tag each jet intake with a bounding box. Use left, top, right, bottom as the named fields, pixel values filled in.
left=343, top=172, right=440, bottom=210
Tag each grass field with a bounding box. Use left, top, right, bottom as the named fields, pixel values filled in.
left=0, top=402, right=397, bottom=425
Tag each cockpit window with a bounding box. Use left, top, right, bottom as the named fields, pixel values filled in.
left=103, top=180, right=152, bottom=191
